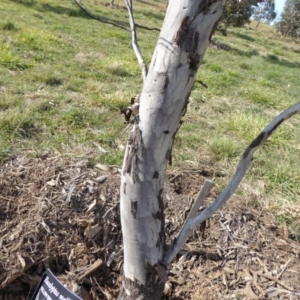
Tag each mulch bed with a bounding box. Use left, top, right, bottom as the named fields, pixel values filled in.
left=0, top=154, right=300, bottom=299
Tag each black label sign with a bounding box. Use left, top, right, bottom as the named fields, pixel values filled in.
left=32, top=269, right=82, bottom=300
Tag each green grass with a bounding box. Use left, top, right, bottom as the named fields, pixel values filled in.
left=1, top=1, right=300, bottom=228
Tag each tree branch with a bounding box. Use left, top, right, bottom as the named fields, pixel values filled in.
left=74, top=0, right=152, bottom=82
left=163, top=101, right=300, bottom=265
left=163, top=180, right=212, bottom=265
left=73, top=0, right=130, bottom=32
left=124, top=0, right=148, bottom=82
left=135, top=23, right=160, bottom=32
left=183, top=180, right=213, bottom=227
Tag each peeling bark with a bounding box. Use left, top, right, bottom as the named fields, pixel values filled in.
left=119, top=0, right=225, bottom=298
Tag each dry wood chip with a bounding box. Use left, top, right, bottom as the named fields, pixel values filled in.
left=243, top=282, right=259, bottom=299
left=277, top=257, right=292, bottom=279
left=77, top=259, right=103, bottom=281
left=255, top=270, right=294, bottom=291
left=95, top=175, right=107, bottom=183
left=95, top=164, right=109, bottom=171
left=87, top=199, right=97, bottom=213
left=244, top=268, right=253, bottom=281
left=223, top=267, right=235, bottom=274
left=17, top=253, right=26, bottom=269
left=74, top=218, right=93, bottom=227
left=84, top=224, right=101, bottom=239
left=46, top=179, right=57, bottom=186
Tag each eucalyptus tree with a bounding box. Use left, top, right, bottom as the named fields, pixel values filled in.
left=117, top=1, right=300, bottom=299
left=252, top=0, right=276, bottom=27
left=75, top=1, right=300, bottom=299
left=118, top=1, right=225, bottom=298
left=276, top=0, right=300, bottom=41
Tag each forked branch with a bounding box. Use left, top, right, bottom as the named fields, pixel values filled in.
left=74, top=0, right=160, bottom=32
left=74, top=0, right=152, bottom=82
left=163, top=101, right=300, bottom=265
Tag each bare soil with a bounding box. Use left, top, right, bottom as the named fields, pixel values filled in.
left=0, top=154, right=300, bottom=299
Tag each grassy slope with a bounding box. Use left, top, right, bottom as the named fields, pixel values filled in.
left=1, top=0, right=300, bottom=235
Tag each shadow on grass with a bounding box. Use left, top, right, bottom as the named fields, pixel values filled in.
left=211, top=41, right=300, bottom=68
left=264, top=54, right=300, bottom=68
left=232, top=31, right=256, bottom=42
left=37, top=3, right=90, bottom=18
left=210, top=41, right=259, bottom=57
left=231, top=47, right=259, bottom=57
left=293, top=48, right=300, bottom=54
left=11, top=1, right=130, bottom=29
left=10, top=0, right=36, bottom=7
left=38, top=3, right=130, bottom=29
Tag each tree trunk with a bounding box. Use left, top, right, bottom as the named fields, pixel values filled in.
left=119, top=0, right=224, bottom=299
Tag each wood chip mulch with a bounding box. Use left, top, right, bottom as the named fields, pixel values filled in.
left=0, top=154, right=299, bottom=299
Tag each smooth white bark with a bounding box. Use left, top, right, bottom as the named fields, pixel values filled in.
left=120, top=0, right=225, bottom=292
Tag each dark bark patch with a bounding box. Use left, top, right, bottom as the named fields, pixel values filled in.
left=243, top=132, right=265, bottom=159
left=156, top=226, right=165, bottom=251
left=118, top=273, right=165, bottom=300
left=156, top=188, right=165, bottom=251
left=152, top=210, right=161, bottom=220
left=243, top=115, right=289, bottom=160
left=174, top=16, right=190, bottom=48
left=131, top=199, right=137, bottom=218
left=123, top=182, right=126, bottom=195
left=123, top=117, right=143, bottom=183
left=157, top=188, right=164, bottom=213
left=153, top=171, right=159, bottom=179
left=174, top=17, right=201, bottom=55
left=182, top=92, right=191, bottom=117
left=162, top=75, right=169, bottom=92
left=188, top=52, right=200, bottom=72
left=185, top=29, right=199, bottom=53
left=165, top=148, right=172, bottom=165
left=164, top=130, right=169, bottom=134
left=198, top=0, right=217, bottom=15
left=154, top=262, right=168, bottom=282
left=268, top=118, right=284, bottom=135
left=172, top=120, right=184, bottom=139
left=167, top=121, right=184, bottom=166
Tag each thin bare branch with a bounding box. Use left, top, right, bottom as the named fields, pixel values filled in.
left=73, top=0, right=130, bottom=31
left=135, top=23, right=160, bottom=32
left=124, top=0, right=148, bottom=82
left=164, top=180, right=213, bottom=265
left=184, top=180, right=213, bottom=225
left=74, top=0, right=160, bottom=32
left=164, top=101, right=300, bottom=265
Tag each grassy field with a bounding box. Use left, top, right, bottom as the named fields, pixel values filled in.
left=1, top=0, right=300, bottom=236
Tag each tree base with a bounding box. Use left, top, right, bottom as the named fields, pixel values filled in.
left=117, top=274, right=165, bottom=300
